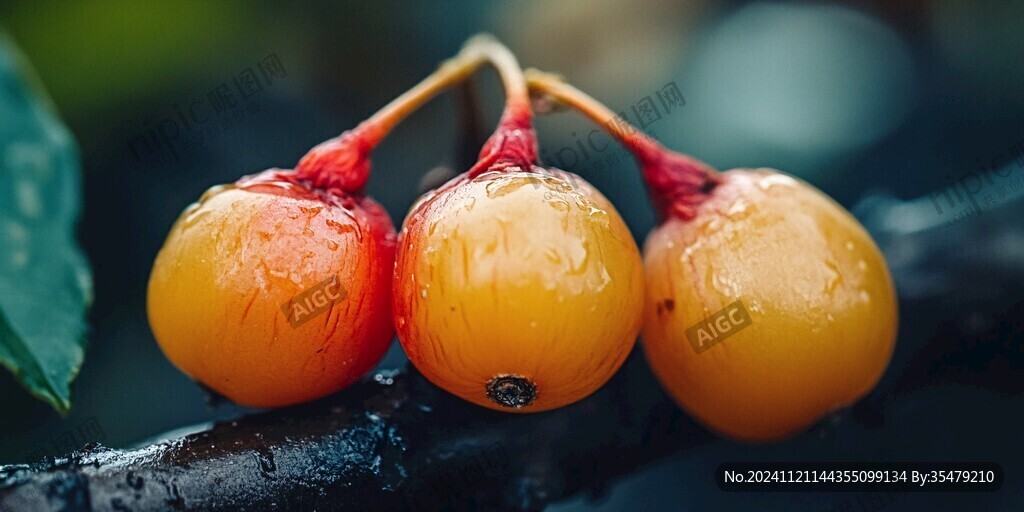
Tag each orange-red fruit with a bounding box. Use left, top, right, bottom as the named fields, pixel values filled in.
left=642, top=169, right=897, bottom=442
left=147, top=170, right=396, bottom=408
left=393, top=167, right=645, bottom=412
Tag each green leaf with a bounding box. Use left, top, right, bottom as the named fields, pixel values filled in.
left=0, top=33, right=93, bottom=414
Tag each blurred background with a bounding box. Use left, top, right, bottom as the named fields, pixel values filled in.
left=1, top=0, right=1022, bottom=510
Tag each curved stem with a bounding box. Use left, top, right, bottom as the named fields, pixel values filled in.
left=357, top=37, right=488, bottom=146
left=470, top=35, right=531, bottom=119
left=294, top=35, right=534, bottom=192
left=525, top=68, right=718, bottom=220
left=463, top=36, right=537, bottom=176
left=360, top=35, right=531, bottom=148
left=524, top=69, right=661, bottom=162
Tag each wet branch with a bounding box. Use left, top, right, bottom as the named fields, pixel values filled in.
left=0, top=356, right=712, bottom=512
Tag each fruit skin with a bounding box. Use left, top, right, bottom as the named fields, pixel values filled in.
left=147, top=170, right=396, bottom=408
left=641, top=169, right=897, bottom=442
left=394, top=167, right=644, bottom=413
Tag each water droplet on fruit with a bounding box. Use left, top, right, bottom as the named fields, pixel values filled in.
left=325, top=218, right=359, bottom=241
left=681, top=239, right=705, bottom=262
left=182, top=206, right=212, bottom=230
left=711, top=271, right=740, bottom=296
left=859, top=290, right=871, bottom=303
left=199, top=183, right=231, bottom=203
left=325, top=239, right=339, bottom=251
left=300, top=205, right=323, bottom=217
left=823, top=260, right=843, bottom=294
left=726, top=198, right=749, bottom=217
left=757, top=173, right=798, bottom=190
left=547, top=197, right=570, bottom=213
left=484, top=175, right=518, bottom=198
left=544, top=247, right=562, bottom=264
left=566, top=239, right=590, bottom=275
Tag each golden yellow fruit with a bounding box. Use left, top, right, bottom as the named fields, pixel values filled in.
left=148, top=173, right=396, bottom=408
left=642, top=169, right=898, bottom=442
left=394, top=168, right=645, bottom=412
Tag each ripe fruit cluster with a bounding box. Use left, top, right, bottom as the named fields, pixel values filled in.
left=148, top=35, right=897, bottom=442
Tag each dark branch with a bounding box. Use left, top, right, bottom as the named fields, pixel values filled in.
left=0, top=356, right=711, bottom=512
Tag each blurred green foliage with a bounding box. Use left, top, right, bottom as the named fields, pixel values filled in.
left=0, top=34, right=92, bottom=413
left=0, top=0, right=258, bottom=114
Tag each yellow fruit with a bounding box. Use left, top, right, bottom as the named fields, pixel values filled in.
left=394, top=168, right=645, bottom=412
left=147, top=173, right=396, bottom=407
left=641, top=169, right=897, bottom=442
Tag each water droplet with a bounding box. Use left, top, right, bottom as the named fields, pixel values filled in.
left=325, top=239, right=339, bottom=251
left=726, top=199, right=748, bottom=217
left=547, top=197, right=570, bottom=213
left=484, top=175, right=519, bottom=198
left=325, top=218, right=359, bottom=241
left=756, top=173, right=798, bottom=190
left=182, top=205, right=212, bottom=230
left=544, top=247, right=562, bottom=264
left=711, top=271, right=740, bottom=296
left=566, top=239, right=590, bottom=275
left=300, top=205, right=323, bottom=217
left=859, top=290, right=871, bottom=303
left=823, top=260, right=843, bottom=294
left=199, top=183, right=231, bottom=203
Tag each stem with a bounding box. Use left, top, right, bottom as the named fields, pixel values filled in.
left=465, top=36, right=537, bottom=177
left=293, top=35, right=534, bottom=193
left=525, top=69, right=719, bottom=220
left=525, top=69, right=659, bottom=161
left=357, top=37, right=498, bottom=147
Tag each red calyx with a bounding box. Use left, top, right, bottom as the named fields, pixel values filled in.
left=292, top=128, right=379, bottom=194
left=467, top=104, right=539, bottom=177
left=628, top=137, right=721, bottom=221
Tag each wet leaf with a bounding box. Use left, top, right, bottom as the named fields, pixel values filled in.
left=0, top=33, right=92, bottom=413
